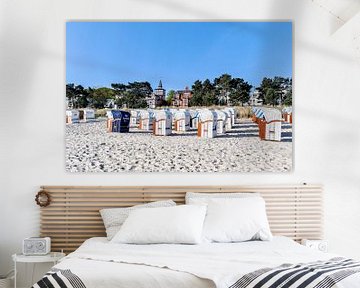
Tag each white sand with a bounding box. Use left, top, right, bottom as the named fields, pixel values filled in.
left=65, top=119, right=292, bottom=172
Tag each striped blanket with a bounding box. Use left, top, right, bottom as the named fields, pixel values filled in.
left=230, top=258, right=360, bottom=288
left=32, top=258, right=359, bottom=288
left=32, top=268, right=85, bottom=288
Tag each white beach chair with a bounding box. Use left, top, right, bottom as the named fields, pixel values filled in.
left=197, top=109, right=218, bottom=138
left=168, top=108, right=178, bottom=130
left=179, top=109, right=191, bottom=129
left=222, top=109, right=232, bottom=130
left=153, top=110, right=172, bottom=136
left=79, top=109, right=95, bottom=122
left=224, top=107, right=235, bottom=126
left=130, top=110, right=140, bottom=128
left=189, top=110, right=200, bottom=129
left=259, top=108, right=282, bottom=141
left=214, top=110, right=227, bottom=134
left=139, top=110, right=154, bottom=131
left=66, top=110, right=80, bottom=124
left=174, top=110, right=190, bottom=132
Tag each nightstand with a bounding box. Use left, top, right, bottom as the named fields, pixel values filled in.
left=301, top=239, right=328, bottom=252
left=12, top=252, right=65, bottom=288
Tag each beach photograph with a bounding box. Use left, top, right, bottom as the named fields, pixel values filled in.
left=66, top=22, right=293, bottom=172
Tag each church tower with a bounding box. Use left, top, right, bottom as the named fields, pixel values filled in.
left=154, top=80, right=166, bottom=106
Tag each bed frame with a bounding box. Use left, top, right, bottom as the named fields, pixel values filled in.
left=39, top=184, right=323, bottom=253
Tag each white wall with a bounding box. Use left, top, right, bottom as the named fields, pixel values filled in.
left=1, top=0, right=360, bottom=285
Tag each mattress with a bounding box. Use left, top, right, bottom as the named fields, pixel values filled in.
left=35, top=236, right=360, bottom=288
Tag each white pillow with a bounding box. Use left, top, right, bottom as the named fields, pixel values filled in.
left=111, top=205, right=207, bottom=244
left=202, top=197, right=272, bottom=243
left=186, top=192, right=260, bottom=204
left=100, top=200, right=176, bottom=240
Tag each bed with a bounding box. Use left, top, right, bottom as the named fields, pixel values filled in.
left=33, top=185, right=360, bottom=288
left=33, top=236, right=360, bottom=288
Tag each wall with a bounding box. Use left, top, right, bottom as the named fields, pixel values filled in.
left=1, top=0, right=360, bottom=286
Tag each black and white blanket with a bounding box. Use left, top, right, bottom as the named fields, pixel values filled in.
left=32, top=268, right=86, bottom=288
left=33, top=258, right=360, bottom=288
left=230, top=258, right=360, bottom=288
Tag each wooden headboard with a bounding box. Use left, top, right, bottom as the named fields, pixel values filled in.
left=39, top=184, right=323, bottom=253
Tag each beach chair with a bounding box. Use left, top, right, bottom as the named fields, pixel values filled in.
left=282, top=107, right=292, bottom=124
left=254, top=107, right=265, bottom=124
left=174, top=110, right=190, bottom=132
left=189, top=110, right=200, bottom=130
left=130, top=110, right=140, bottom=128
left=106, top=110, right=113, bottom=130
left=224, top=107, right=235, bottom=126
left=168, top=109, right=178, bottom=130
left=197, top=110, right=218, bottom=138
left=79, top=109, right=95, bottom=122
left=139, top=110, right=154, bottom=131
left=214, top=110, right=227, bottom=134
left=66, top=110, right=79, bottom=124
left=107, top=110, right=131, bottom=133
left=153, top=110, right=172, bottom=136
left=258, top=108, right=282, bottom=141
left=222, top=109, right=232, bottom=130
left=251, top=107, right=259, bottom=123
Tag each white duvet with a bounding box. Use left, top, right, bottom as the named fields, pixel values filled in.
left=54, top=237, right=360, bottom=288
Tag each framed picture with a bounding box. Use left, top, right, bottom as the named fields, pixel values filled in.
left=66, top=21, right=292, bottom=172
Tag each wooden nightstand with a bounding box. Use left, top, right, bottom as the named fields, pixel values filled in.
left=12, top=252, right=65, bottom=288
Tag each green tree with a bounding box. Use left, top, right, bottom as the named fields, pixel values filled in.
left=189, top=80, right=203, bottom=106
left=66, top=83, right=76, bottom=108
left=229, top=78, right=252, bottom=106
left=119, top=81, right=152, bottom=108
left=214, top=74, right=232, bottom=105
left=66, top=84, right=89, bottom=108
left=166, top=90, right=175, bottom=105
left=272, top=76, right=289, bottom=105
left=265, top=88, right=277, bottom=106
left=88, top=87, right=114, bottom=109
left=284, top=89, right=292, bottom=106
left=258, top=77, right=273, bottom=104
left=111, top=83, right=127, bottom=94
left=202, top=79, right=216, bottom=106
left=257, top=76, right=292, bottom=106
left=77, top=88, right=89, bottom=108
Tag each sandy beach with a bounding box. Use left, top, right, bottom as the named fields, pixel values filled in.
left=65, top=119, right=292, bottom=172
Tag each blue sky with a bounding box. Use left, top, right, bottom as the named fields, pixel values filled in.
left=66, top=22, right=292, bottom=90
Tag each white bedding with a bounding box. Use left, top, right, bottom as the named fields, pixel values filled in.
left=53, top=237, right=360, bottom=288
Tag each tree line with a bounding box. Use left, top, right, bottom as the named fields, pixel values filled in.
left=189, top=74, right=252, bottom=106
left=66, top=74, right=292, bottom=109
left=66, top=82, right=153, bottom=109
left=257, top=77, right=292, bottom=106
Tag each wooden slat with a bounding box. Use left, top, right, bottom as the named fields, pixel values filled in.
left=39, top=184, right=323, bottom=253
